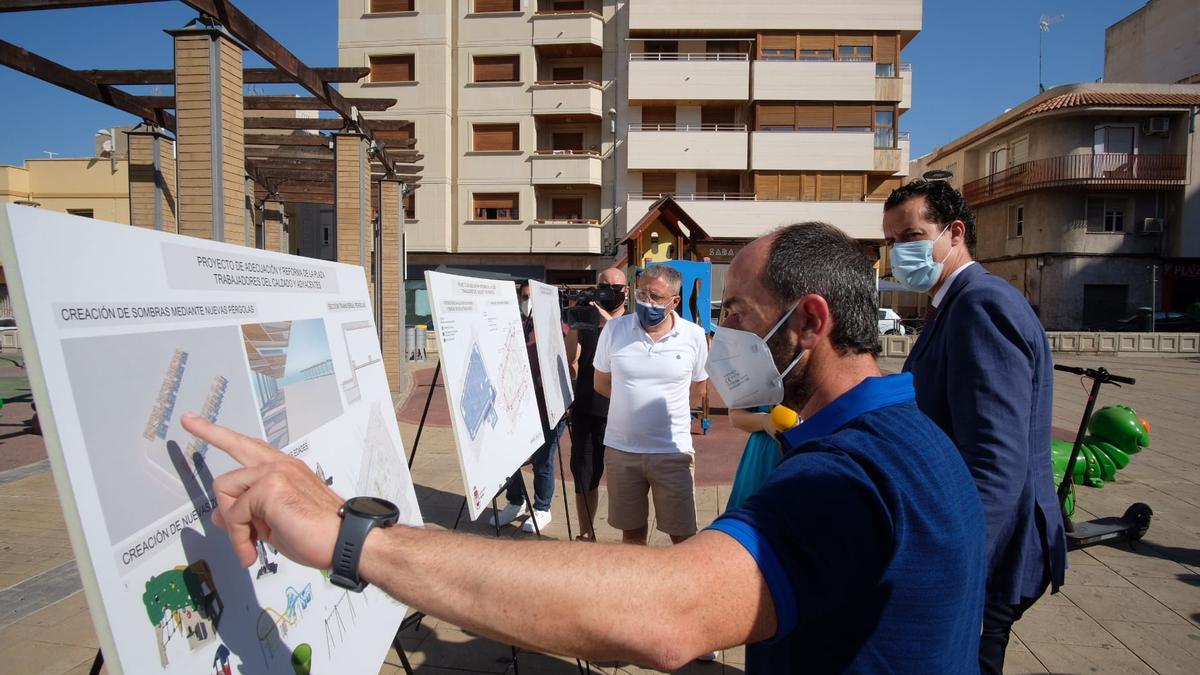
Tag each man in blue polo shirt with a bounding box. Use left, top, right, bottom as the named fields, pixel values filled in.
left=184, top=222, right=986, bottom=672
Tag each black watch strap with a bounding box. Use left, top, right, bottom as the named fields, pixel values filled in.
left=329, top=513, right=377, bottom=592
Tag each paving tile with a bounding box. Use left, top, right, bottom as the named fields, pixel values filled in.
left=1124, top=573, right=1200, bottom=626
left=1063, top=563, right=1136, bottom=588
left=1099, top=619, right=1200, bottom=675
left=0, top=637, right=95, bottom=675
left=1022, top=640, right=1157, bottom=674
left=1063, top=585, right=1188, bottom=625
left=1085, top=542, right=1194, bottom=579
left=1003, top=634, right=1048, bottom=674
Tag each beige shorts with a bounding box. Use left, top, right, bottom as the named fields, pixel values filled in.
left=605, top=448, right=697, bottom=537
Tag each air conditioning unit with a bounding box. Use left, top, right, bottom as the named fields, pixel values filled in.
left=1141, top=217, right=1164, bottom=234
left=1144, top=117, right=1170, bottom=135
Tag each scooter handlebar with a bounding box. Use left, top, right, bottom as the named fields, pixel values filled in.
left=1053, top=364, right=1136, bottom=386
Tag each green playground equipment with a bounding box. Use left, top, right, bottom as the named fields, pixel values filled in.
left=1052, top=365, right=1153, bottom=549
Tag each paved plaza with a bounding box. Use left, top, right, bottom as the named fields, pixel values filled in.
left=1, top=350, right=1199, bottom=673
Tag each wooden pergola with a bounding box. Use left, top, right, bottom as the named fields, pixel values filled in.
left=1, top=0, right=422, bottom=394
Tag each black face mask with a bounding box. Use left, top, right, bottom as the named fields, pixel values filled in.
left=599, top=292, right=626, bottom=312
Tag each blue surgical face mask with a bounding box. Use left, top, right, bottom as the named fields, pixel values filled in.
left=635, top=300, right=668, bottom=329
left=891, top=226, right=953, bottom=293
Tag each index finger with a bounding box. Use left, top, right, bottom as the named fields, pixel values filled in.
left=181, top=413, right=281, bottom=468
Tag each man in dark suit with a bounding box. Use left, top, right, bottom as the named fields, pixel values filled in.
left=882, top=179, right=1066, bottom=675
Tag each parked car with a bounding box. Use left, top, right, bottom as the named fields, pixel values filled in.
left=878, top=308, right=907, bottom=335
left=1102, top=309, right=1200, bottom=332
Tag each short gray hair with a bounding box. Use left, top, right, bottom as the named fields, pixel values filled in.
left=640, top=264, right=682, bottom=294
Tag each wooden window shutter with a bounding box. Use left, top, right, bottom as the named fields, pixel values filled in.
left=838, top=33, right=874, bottom=47
left=755, top=173, right=780, bottom=200
left=778, top=173, right=801, bottom=200
left=835, top=104, right=871, bottom=129
left=552, top=198, right=583, bottom=220
left=756, top=103, right=795, bottom=129
left=796, top=33, right=834, bottom=51
left=800, top=173, right=817, bottom=201
left=476, top=0, right=519, bottom=12
left=370, top=54, right=414, bottom=82
left=706, top=173, right=741, bottom=194
left=817, top=174, right=840, bottom=201
left=642, top=172, right=677, bottom=195
left=761, top=34, right=797, bottom=51
left=876, top=34, right=898, bottom=64
left=701, top=106, right=735, bottom=126
left=370, top=0, right=414, bottom=12
left=794, top=104, right=833, bottom=129
left=473, top=124, right=519, bottom=152
left=866, top=175, right=901, bottom=201
left=552, top=132, right=584, bottom=151
left=641, top=106, right=676, bottom=125
left=474, top=193, right=518, bottom=209
left=473, top=55, right=520, bottom=82
left=841, top=174, right=864, bottom=201
left=552, top=66, right=585, bottom=81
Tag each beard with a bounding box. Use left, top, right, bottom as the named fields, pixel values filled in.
left=765, top=326, right=811, bottom=410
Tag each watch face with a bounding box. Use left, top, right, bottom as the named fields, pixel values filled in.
left=346, top=496, right=399, bottom=519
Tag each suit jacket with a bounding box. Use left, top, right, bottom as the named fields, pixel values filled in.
left=904, top=263, right=1066, bottom=605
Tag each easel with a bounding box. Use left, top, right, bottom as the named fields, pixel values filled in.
left=395, top=359, right=589, bottom=674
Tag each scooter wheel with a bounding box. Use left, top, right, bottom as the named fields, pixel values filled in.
left=1124, top=503, right=1153, bottom=541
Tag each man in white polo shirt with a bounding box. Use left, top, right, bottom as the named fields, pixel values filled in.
left=593, top=264, right=708, bottom=545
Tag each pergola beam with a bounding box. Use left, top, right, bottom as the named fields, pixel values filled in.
left=0, top=0, right=164, bottom=10
left=244, top=133, right=331, bottom=147
left=141, top=95, right=397, bottom=111
left=243, top=117, right=413, bottom=132
left=79, top=66, right=370, bottom=85
left=0, top=40, right=175, bottom=130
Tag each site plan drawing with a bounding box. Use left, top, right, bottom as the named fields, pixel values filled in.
left=424, top=270, right=544, bottom=520
left=0, top=205, right=422, bottom=675
left=528, top=280, right=574, bottom=426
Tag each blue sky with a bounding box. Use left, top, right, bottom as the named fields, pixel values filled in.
left=0, top=0, right=1148, bottom=165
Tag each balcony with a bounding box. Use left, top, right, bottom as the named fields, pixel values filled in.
left=873, top=133, right=911, bottom=174
left=626, top=193, right=886, bottom=240
left=875, top=63, right=912, bottom=109
left=752, top=59, right=876, bottom=101
left=627, top=124, right=748, bottom=171
left=532, top=10, right=603, bottom=57
left=628, top=53, right=750, bottom=102
left=531, top=218, right=603, bottom=253
left=531, top=80, right=604, bottom=120
left=962, top=153, right=1187, bottom=206
left=751, top=130, right=875, bottom=171
left=629, top=0, right=922, bottom=32
left=530, top=150, right=603, bottom=186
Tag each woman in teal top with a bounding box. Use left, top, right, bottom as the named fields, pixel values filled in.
left=726, top=406, right=783, bottom=511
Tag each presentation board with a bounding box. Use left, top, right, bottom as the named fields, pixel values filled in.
left=527, top=280, right=573, bottom=426
left=424, top=271, right=543, bottom=520
left=0, top=205, right=422, bottom=675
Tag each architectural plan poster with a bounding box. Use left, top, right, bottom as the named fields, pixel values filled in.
left=0, top=205, right=422, bottom=675
left=528, top=280, right=574, bottom=426
left=424, top=271, right=544, bottom=520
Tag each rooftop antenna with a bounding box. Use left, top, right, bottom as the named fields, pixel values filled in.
left=1039, top=14, right=1065, bottom=94
left=41, top=150, right=58, bottom=159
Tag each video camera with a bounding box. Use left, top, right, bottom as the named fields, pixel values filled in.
left=560, top=284, right=625, bottom=330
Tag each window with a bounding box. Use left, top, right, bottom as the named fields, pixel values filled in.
left=473, top=193, right=519, bottom=220
left=706, top=41, right=740, bottom=54
left=369, top=0, right=414, bottom=12
left=838, top=44, right=873, bottom=60
left=1009, top=205, right=1024, bottom=238
left=700, top=106, right=735, bottom=126
left=763, top=48, right=797, bottom=60
left=553, top=0, right=586, bottom=9
left=800, top=49, right=834, bottom=60
left=404, top=193, right=416, bottom=220
left=704, top=173, right=741, bottom=195
left=641, top=105, right=676, bottom=126
left=874, top=108, right=895, bottom=147
left=645, top=41, right=678, bottom=54
left=754, top=172, right=866, bottom=202
left=551, top=198, right=583, bottom=220
left=1093, top=125, right=1135, bottom=154
left=66, top=208, right=94, bottom=218
left=552, top=132, right=584, bottom=151
left=475, top=0, right=519, bottom=12
left=322, top=226, right=331, bottom=246
left=1086, top=197, right=1126, bottom=233
left=642, top=172, right=676, bottom=196
left=794, top=104, right=832, bottom=131
left=472, top=124, right=519, bottom=152
left=473, top=55, right=520, bottom=83
left=875, top=62, right=895, bottom=77
left=369, top=54, right=414, bottom=83
left=551, top=66, right=585, bottom=82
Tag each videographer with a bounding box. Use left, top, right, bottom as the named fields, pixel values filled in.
left=564, top=267, right=627, bottom=540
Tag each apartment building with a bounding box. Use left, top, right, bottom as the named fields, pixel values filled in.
left=909, top=83, right=1200, bottom=331
left=339, top=0, right=921, bottom=321
left=1104, top=0, right=1200, bottom=86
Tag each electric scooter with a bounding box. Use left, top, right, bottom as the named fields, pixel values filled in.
left=1053, top=364, right=1153, bottom=550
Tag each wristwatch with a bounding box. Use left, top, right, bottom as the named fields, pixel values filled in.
left=329, top=496, right=400, bottom=592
